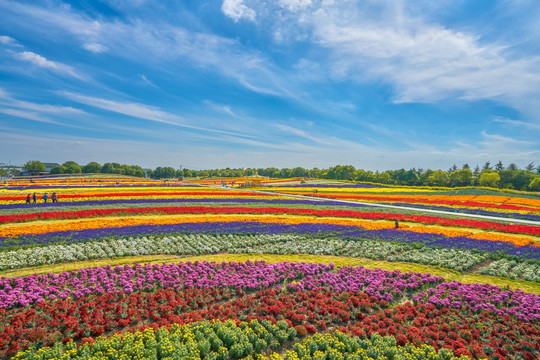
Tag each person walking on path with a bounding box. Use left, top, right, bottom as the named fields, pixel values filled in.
left=43, top=193, right=49, bottom=203
left=32, top=193, right=37, bottom=203
left=52, top=192, right=58, bottom=203
left=25, top=194, right=31, bottom=204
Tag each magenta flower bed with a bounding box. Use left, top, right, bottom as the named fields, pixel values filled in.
left=413, top=281, right=540, bottom=322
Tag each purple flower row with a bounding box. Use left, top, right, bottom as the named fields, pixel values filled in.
left=286, top=266, right=444, bottom=302
left=0, top=260, right=333, bottom=308
left=413, top=281, right=540, bottom=322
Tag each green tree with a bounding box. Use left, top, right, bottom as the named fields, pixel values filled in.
left=528, top=177, right=540, bottom=191
left=418, top=169, right=434, bottom=186
left=511, top=170, right=534, bottom=190
left=23, top=160, right=46, bottom=172
left=479, top=171, right=500, bottom=188
left=449, top=169, right=473, bottom=187
left=507, top=163, right=518, bottom=171
left=82, top=162, right=102, bottom=173
left=153, top=167, right=176, bottom=179
left=49, top=165, right=66, bottom=174
left=482, top=161, right=492, bottom=170
left=526, top=162, right=535, bottom=172
left=101, top=163, right=123, bottom=174
left=62, top=161, right=82, bottom=174
left=426, top=170, right=449, bottom=186
left=494, top=160, right=504, bottom=171
left=498, top=169, right=515, bottom=189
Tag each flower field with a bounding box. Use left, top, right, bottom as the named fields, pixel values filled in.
left=0, top=175, right=539, bottom=359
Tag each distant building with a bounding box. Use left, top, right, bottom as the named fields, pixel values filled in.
left=43, top=163, right=60, bottom=172
left=20, top=162, right=60, bottom=176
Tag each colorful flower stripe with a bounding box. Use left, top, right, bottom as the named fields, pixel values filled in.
left=0, top=190, right=278, bottom=202
left=389, top=202, right=540, bottom=221
left=11, top=320, right=473, bottom=360
left=339, top=302, right=539, bottom=359
left=0, top=260, right=333, bottom=308
left=3, top=197, right=539, bottom=223
left=2, top=205, right=538, bottom=238
left=469, top=232, right=535, bottom=247
left=0, top=213, right=399, bottom=238
left=279, top=192, right=540, bottom=213
left=0, top=260, right=443, bottom=309
left=3, top=221, right=539, bottom=259
left=0, top=205, right=506, bottom=228
left=0, top=197, right=365, bottom=210
left=8, top=287, right=535, bottom=360
left=3, top=266, right=539, bottom=359
left=1, top=184, right=201, bottom=191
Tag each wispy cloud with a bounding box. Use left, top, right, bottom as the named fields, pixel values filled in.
left=12, top=51, right=83, bottom=79
left=61, top=91, right=257, bottom=139
left=0, top=108, right=58, bottom=124
left=82, top=42, right=107, bottom=53
left=140, top=75, right=158, bottom=88
left=493, top=117, right=540, bottom=130
left=273, top=124, right=330, bottom=145
left=0, top=88, right=87, bottom=116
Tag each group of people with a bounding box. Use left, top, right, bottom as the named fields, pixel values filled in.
left=25, top=192, right=58, bottom=204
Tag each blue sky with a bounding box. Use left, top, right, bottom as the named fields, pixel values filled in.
left=1, top=0, right=539, bottom=171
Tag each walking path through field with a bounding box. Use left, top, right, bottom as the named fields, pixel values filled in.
left=191, top=183, right=540, bottom=226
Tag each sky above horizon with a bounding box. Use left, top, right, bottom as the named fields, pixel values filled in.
left=1, top=0, right=539, bottom=171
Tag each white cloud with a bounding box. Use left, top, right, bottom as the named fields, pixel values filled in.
left=0, top=35, right=21, bottom=47
left=221, top=0, right=256, bottom=22
left=280, top=0, right=312, bottom=11
left=13, top=51, right=82, bottom=79
left=82, top=42, right=107, bottom=53
left=310, top=13, right=540, bottom=106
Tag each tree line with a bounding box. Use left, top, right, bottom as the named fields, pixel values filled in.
left=21, top=161, right=145, bottom=178
left=19, top=160, right=540, bottom=191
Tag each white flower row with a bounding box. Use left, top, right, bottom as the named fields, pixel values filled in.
left=480, top=259, right=540, bottom=282
left=387, top=248, right=487, bottom=272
